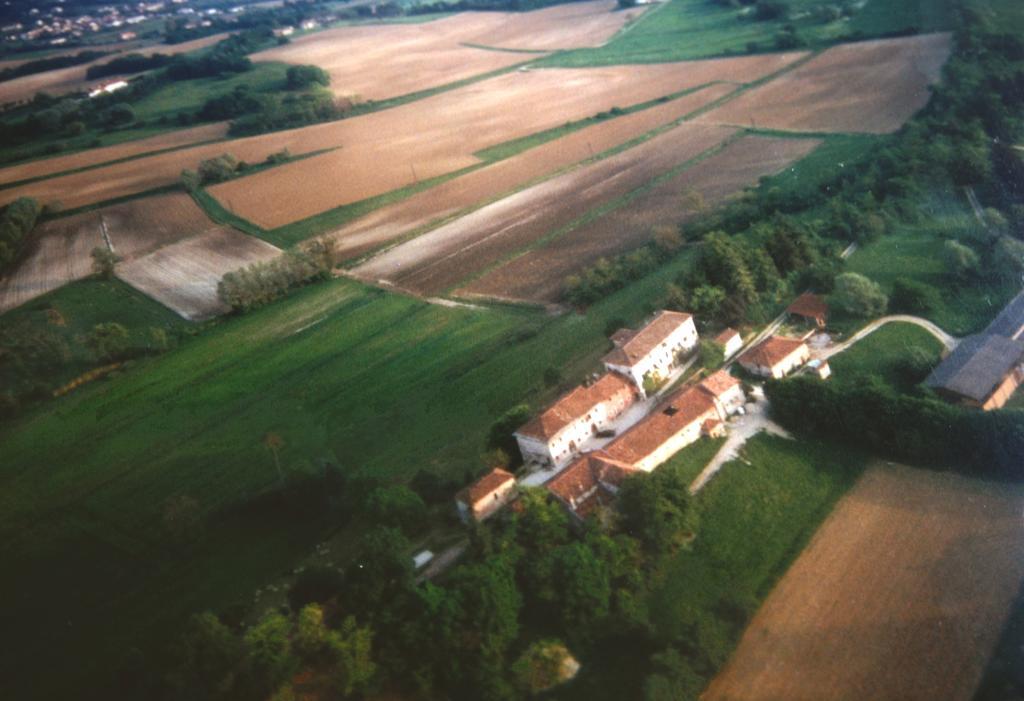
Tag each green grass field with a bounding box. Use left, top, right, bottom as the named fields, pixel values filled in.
left=540, top=0, right=955, bottom=68
left=845, top=214, right=1018, bottom=336
left=828, top=322, right=944, bottom=392
left=659, top=435, right=727, bottom=486
left=0, top=277, right=191, bottom=399
left=562, top=435, right=865, bottom=699
left=0, top=248, right=702, bottom=698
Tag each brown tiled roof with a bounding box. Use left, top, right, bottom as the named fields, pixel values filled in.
left=787, top=292, right=829, bottom=322
left=698, top=369, right=740, bottom=398
left=602, top=310, right=693, bottom=367
left=547, top=452, right=638, bottom=515
left=739, top=336, right=807, bottom=370
left=456, top=468, right=515, bottom=505
left=603, top=386, right=718, bottom=465
left=515, top=372, right=636, bottom=440
left=714, top=327, right=740, bottom=344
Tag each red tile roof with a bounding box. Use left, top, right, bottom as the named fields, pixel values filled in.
left=603, top=386, right=718, bottom=465
left=516, top=372, right=636, bottom=441
left=546, top=452, right=638, bottom=515
left=602, top=310, right=693, bottom=367
left=739, top=336, right=807, bottom=370
left=456, top=468, right=515, bottom=505
left=698, top=369, right=741, bottom=398
left=787, top=292, right=828, bottom=323
left=714, top=327, right=740, bottom=344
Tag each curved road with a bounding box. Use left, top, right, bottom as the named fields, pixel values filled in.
left=818, top=315, right=958, bottom=361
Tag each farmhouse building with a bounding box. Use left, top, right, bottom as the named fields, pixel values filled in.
left=787, top=292, right=829, bottom=328
left=697, top=369, right=746, bottom=416
left=924, top=334, right=1024, bottom=410
left=515, top=373, right=638, bottom=468
left=925, top=291, right=1024, bottom=410
left=546, top=452, right=638, bottom=520
left=738, top=336, right=810, bottom=379
left=714, top=328, right=743, bottom=358
left=603, top=385, right=722, bottom=472
left=455, top=468, right=516, bottom=523
left=603, top=310, right=699, bottom=394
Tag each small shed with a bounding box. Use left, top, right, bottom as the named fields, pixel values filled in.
left=787, top=292, right=829, bottom=328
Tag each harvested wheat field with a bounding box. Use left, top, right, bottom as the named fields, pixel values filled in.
left=698, top=33, right=952, bottom=134
left=0, top=212, right=103, bottom=313
left=100, top=192, right=226, bottom=261
left=210, top=53, right=800, bottom=229
left=353, top=122, right=738, bottom=295
left=0, top=122, right=229, bottom=187
left=117, top=227, right=281, bottom=320
left=0, top=53, right=801, bottom=215
left=703, top=464, right=1024, bottom=701
left=461, top=135, right=821, bottom=303
left=252, top=1, right=639, bottom=101
left=322, top=83, right=739, bottom=260
left=0, top=34, right=229, bottom=105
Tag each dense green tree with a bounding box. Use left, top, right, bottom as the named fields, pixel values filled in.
left=618, top=468, right=699, bottom=554
left=167, top=612, right=244, bottom=700
left=90, top=246, right=121, bottom=279
left=943, top=239, right=981, bottom=279
left=487, top=404, right=532, bottom=464
left=831, top=272, right=888, bottom=318
left=243, top=611, right=297, bottom=696
left=86, top=322, right=130, bottom=362
left=286, top=64, right=331, bottom=90
left=364, top=485, right=427, bottom=534
left=512, top=639, right=578, bottom=695
left=699, top=339, right=725, bottom=370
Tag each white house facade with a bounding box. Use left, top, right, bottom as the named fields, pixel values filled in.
left=603, top=310, right=699, bottom=394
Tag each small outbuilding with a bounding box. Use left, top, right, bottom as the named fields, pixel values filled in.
left=714, top=327, right=743, bottom=358
left=787, top=292, right=829, bottom=329
left=738, top=336, right=810, bottom=379
left=455, top=468, right=517, bottom=523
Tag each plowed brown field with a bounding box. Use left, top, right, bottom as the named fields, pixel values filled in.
left=0, top=193, right=224, bottom=313
left=0, top=33, right=228, bottom=105
left=460, top=135, right=821, bottom=303
left=322, top=83, right=738, bottom=261
left=352, top=121, right=738, bottom=295
left=0, top=122, right=228, bottom=187
left=703, top=465, right=1024, bottom=701
left=0, top=212, right=103, bottom=313
left=0, top=53, right=802, bottom=215
left=116, top=228, right=281, bottom=320
left=252, top=2, right=640, bottom=102
left=697, top=33, right=952, bottom=134
left=209, top=53, right=800, bottom=228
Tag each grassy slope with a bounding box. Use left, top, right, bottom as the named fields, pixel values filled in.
left=828, top=322, right=944, bottom=391
left=540, top=0, right=955, bottom=68
left=845, top=209, right=1018, bottom=336
left=0, top=277, right=191, bottom=396
left=561, top=435, right=865, bottom=699
left=0, top=253, right=696, bottom=698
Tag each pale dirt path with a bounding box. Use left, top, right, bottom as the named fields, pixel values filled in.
left=818, top=315, right=958, bottom=361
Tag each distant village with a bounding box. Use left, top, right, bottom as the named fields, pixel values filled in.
left=455, top=288, right=1024, bottom=528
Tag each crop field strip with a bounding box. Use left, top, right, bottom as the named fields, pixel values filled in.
left=116, top=227, right=282, bottom=320
left=703, top=465, right=1024, bottom=701
left=0, top=52, right=803, bottom=215
left=459, top=134, right=824, bottom=303
left=351, top=121, right=739, bottom=295
left=0, top=123, right=230, bottom=189
left=313, top=83, right=740, bottom=259
left=695, top=33, right=954, bottom=134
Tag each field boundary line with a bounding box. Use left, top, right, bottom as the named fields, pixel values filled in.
left=459, top=42, right=551, bottom=55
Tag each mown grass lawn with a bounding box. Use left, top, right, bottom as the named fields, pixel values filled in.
left=828, top=322, right=944, bottom=392
left=658, top=435, right=726, bottom=486
left=845, top=220, right=1018, bottom=336
left=0, top=250, right=700, bottom=699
